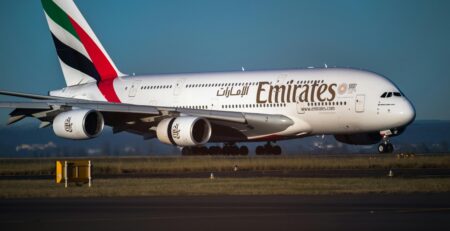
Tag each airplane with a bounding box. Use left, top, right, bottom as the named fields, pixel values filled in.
left=0, top=0, right=415, bottom=155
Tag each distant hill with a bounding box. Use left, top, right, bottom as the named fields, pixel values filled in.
left=0, top=120, right=448, bottom=157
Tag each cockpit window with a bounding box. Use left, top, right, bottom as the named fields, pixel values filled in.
left=381, top=92, right=403, bottom=98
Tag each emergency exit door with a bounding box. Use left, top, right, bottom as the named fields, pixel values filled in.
left=355, top=94, right=365, bottom=112
left=128, top=80, right=141, bottom=97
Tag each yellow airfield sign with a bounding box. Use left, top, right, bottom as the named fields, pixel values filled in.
left=55, top=160, right=92, bottom=187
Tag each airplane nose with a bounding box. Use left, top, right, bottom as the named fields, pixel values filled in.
left=401, top=100, right=416, bottom=126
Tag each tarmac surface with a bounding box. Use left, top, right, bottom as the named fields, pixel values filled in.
left=2, top=168, right=450, bottom=180
left=1, top=194, right=449, bottom=231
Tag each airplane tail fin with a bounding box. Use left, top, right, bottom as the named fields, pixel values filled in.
left=41, top=0, right=125, bottom=87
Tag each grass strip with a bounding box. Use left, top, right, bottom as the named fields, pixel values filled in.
left=0, top=177, right=449, bottom=198
left=0, top=155, right=449, bottom=176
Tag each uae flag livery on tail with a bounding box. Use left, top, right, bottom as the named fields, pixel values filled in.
left=41, top=0, right=124, bottom=102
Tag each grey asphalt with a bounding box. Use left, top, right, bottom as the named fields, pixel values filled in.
left=1, top=194, right=449, bottom=231
left=2, top=168, right=450, bottom=180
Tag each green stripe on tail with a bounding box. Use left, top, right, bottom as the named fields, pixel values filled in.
left=41, top=0, right=79, bottom=40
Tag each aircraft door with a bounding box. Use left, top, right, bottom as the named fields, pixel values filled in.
left=296, top=101, right=305, bottom=114
left=276, top=73, right=288, bottom=85
left=128, top=80, right=141, bottom=97
left=173, top=78, right=186, bottom=96
left=355, top=94, right=365, bottom=112
left=210, top=98, right=220, bottom=110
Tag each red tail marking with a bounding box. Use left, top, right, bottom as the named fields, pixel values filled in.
left=68, top=17, right=121, bottom=102
left=69, top=17, right=118, bottom=80
left=97, top=79, right=121, bottom=103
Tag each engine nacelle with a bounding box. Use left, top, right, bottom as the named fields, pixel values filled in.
left=156, top=116, right=212, bottom=146
left=334, top=132, right=381, bottom=145
left=53, top=109, right=104, bottom=139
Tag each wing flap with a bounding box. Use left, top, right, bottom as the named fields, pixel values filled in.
left=176, top=108, right=246, bottom=123
left=0, top=90, right=61, bottom=100
left=0, top=101, right=160, bottom=115
left=0, top=102, right=52, bottom=110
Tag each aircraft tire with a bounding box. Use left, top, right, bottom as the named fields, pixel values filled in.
left=230, top=146, right=239, bottom=155
left=378, top=143, right=386, bottom=153
left=386, top=143, right=394, bottom=153
left=181, top=147, right=191, bottom=156
left=208, top=146, right=221, bottom=155
left=273, top=145, right=282, bottom=155
left=239, top=146, right=249, bottom=155
left=256, top=146, right=264, bottom=155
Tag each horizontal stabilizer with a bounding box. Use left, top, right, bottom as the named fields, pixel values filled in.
left=7, top=115, right=25, bottom=125
left=39, top=121, right=52, bottom=128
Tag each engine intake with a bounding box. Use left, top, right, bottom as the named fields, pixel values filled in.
left=156, top=117, right=212, bottom=146
left=53, top=109, right=104, bottom=139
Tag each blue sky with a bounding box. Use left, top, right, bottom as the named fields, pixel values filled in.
left=0, top=0, right=449, bottom=121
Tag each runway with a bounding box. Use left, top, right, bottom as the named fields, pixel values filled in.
left=2, top=168, right=450, bottom=180
left=1, top=194, right=449, bottom=231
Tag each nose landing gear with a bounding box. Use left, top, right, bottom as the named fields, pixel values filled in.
left=378, top=135, right=394, bottom=153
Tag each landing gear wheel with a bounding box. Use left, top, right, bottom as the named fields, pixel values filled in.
left=199, top=146, right=208, bottom=155
left=263, top=143, right=274, bottom=155
left=378, top=143, right=394, bottom=154
left=378, top=143, right=386, bottom=153
left=386, top=143, right=394, bottom=153
left=239, top=146, right=249, bottom=155
left=231, top=146, right=240, bottom=155
left=222, top=146, right=230, bottom=155
left=208, top=146, right=222, bottom=155
left=182, top=147, right=192, bottom=156
left=256, top=142, right=282, bottom=155
left=256, top=146, right=264, bottom=155
left=221, top=143, right=240, bottom=155
left=378, top=133, right=395, bottom=154
left=273, top=146, right=282, bottom=155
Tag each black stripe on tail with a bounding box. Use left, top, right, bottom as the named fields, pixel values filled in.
left=50, top=33, right=101, bottom=82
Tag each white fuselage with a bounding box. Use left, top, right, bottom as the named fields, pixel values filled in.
left=50, top=68, right=415, bottom=141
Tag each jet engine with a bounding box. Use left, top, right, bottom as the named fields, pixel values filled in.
left=156, top=116, right=212, bottom=146
left=53, top=109, right=104, bottom=139
left=334, top=132, right=381, bottom=145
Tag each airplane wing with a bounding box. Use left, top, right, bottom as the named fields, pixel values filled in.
left=0, top=90, right=64, bottom=100
left=0, top=91, right=294, bottom=140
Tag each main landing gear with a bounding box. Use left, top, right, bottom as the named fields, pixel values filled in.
left=181, top=143, right=249, bottom=156
left=255, top=142, right=282, bottom=155
left=378, top=135, right=394, bottom=154
left=181, top=142, right=283, bottom=156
